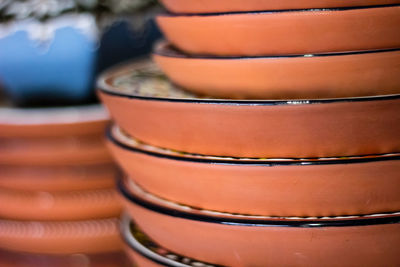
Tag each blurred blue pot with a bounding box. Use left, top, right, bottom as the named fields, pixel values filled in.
left=0, top=15, right=98, bottom=106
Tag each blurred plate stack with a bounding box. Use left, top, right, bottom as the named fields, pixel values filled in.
left=97, top=1, right=400, bottom=266
left=0, top=104, right=129, bottom=267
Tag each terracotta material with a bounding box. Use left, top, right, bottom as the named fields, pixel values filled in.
left=0, top=105, right=108, bottom=138
left=126, top=249, right=161, bottom=267
left=119, top=179, right=400, bottom=267
left=98, top=62, right=400, bottom=158
left=0, top=164, right=117, bottom=191
left=157, top=5, right=400, bottom=56
left=0, top=135, right=112, bottom=166
left=0, top=250, right=131, bottom=267
left=154, top=44, right=400, bottom=99
left=122, top=217, right=221, bottom=267
left=0, top=188, right=121, bottom=220
left=161, top=0, right=400, bottom=13
left=108, top=126, right=400, bottom=217
left=0, top=218, right=122, bottom=254
left=123, top=225, right=170, bottom=267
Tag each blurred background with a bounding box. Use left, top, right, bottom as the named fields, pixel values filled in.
left=0, top=0, right=162, bottom=106
left=0, top=0, right=162, bottom=266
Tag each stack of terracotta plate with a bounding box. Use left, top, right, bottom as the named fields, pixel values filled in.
left=98, top=1, right=400, bottom=266
left=0, top=104, right=129, bottom=267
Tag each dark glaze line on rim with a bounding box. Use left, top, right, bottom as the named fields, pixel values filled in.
left=122, top=241, right=174, bottom=267
left=118, top=178, right=400, bottom=228
left=155, top=43, right=400, bottom=59
left=97, top=68, right=400, bottom=105
left=121, top=215, right=223, bottom=267
left=106, top=126, right=400, bottom=166
left=121, top=231, right=174, bottom=267
left=121, top=215, right=189, bottom=267
left=159, top=3, right=400, bottom=16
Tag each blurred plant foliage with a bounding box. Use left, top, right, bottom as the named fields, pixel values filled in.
left=0, top=0, right=160, bottom=27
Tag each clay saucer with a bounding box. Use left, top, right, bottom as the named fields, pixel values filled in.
left=107, top=125, right=400, bottom=217
left=0, top=249, right=130, bottom=267
left=0, top=164, right=117, bottom=192
left=121, top=215, right=222, bottom=267
left=161, top=0, right=400, bottom=13
left=0, top=135, right=113, bottom=166
left=98, top=61, right=400, bottom=158
left=0, top=218, right=122, bottom=254
left=0, top=104, right=108, bottom=138
left=154, top=43, right=400, bottom=99
left=119, top=178, right=400, bottom=267
left=0, top=188, right=121, bottom=221
left=157, top=5, right=400, bottom=56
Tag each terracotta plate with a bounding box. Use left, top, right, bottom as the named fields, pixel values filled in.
left=0, top=135, right=112, bottom=166
left=0, top=104, right=108, bottom=138
left=0, top=164, right=117, bottom=192
left=119, top=178, right=400, bottom=267
left=154, top=43, right=400, bottom=99
left=161, top=0, right=400, bottom=13
left=0, top=249, right=130, bottom=267
left=98, top=61, right=400, bottom=158
left=108, top=125, right=400, bottom=217
left=157, top=5, right=400, bottom=56
left=0, top=188, right=121, bottom=221
left=122, top=215, right=223, bottom=267
left=0, top=218, right=122, bottom=254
